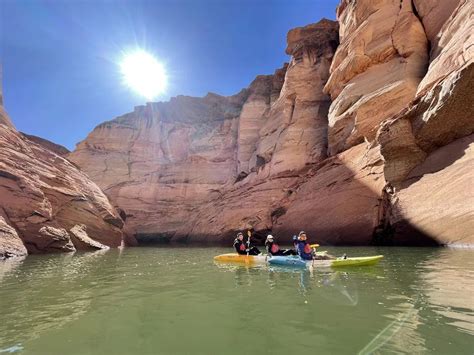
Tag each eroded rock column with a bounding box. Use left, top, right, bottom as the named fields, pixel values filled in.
left=324, top=0, right=428, bottom=155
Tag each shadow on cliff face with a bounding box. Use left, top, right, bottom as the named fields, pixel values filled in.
left=125, top=139, right=446, bottom=247
left=168, top=142, right=440, bottom=247
left=269, top=144, right=440, bottom=246
left=401, top=133, right=473, bottom=189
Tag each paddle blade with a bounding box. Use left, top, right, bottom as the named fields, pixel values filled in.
left=247, top=230, right=251, bottom=237
left=310, top=244, right=320, bottom=248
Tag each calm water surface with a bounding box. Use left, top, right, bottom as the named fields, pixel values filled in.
left=0, top=247, right=473, bottom=354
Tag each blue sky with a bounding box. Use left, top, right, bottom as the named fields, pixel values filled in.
left=1, top=0, right=339, bottom=150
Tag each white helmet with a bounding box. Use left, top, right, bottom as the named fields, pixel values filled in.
left=266, top=234, right=274, bottom=241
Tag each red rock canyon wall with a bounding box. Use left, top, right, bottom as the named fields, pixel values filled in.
left=0, top=105, right=125, bottom=257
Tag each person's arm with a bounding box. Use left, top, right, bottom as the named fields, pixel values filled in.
left=234, top=241, right=241, bottom=254
left=296, top=242, right=303, bottom=257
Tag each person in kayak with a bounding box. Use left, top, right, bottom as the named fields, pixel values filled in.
left=233, top=232, right=261, bottom=255
left=296, top=231, right=313, bottom=260
left=265, top=235, right=296, bottom=256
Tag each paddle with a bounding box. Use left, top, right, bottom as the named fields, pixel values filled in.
left=246, top=230, right=252, bottom=256
left=309, top=243, right=319, bottom=267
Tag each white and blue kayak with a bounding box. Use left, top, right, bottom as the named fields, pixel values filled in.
left=268, top=255, right=383, bottom=268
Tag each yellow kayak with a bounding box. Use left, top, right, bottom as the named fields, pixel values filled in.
left=268, top=255, right=384, bottom=268
left=330, top=255, right=384, bottom=267
left=214, top=253, right=267, bottom=265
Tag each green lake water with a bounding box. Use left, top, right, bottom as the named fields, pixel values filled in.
left=0, top=247, right=473, bottom=354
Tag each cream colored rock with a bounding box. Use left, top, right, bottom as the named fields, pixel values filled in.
left=325, top=0, right=428, bottom=155
left=416, top=0, right=473, bottom=94
left=413, top=0, right=460, bottom=44
left=378, top=62, right=474, bottom=184
left=237, top=75, right=273, bottom=175
left=0, top=67, right=12, bottom=128
left=378, top=118, right=427, bottom=184
left=69, top=224, right=110, bottom=250
left=0, top=216, right=27, bottom=258
left=390, top=135, right=474, bottom=245
left=0, top=105, right=13, bottom=128
left=252, top=19, right=338, bottom=175
left=377, top=62, right=473, bottom=245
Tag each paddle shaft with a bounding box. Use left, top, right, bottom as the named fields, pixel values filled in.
left=246, top=230, right=251, bottom=256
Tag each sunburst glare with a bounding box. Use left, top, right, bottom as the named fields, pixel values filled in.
left=120, top=50, right=167, bottom=99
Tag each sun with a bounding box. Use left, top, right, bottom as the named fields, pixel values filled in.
left=120, top=50, right=167, bottom=99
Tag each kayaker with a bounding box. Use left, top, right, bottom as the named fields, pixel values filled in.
left=296, top=231, right=313, bottom=260
left=233, top=232, right=261, bottom=255
left=265, top=235, right=296, bottom=256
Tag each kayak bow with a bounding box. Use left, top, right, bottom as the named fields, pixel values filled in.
left=214, top=253, right=267, bottom=265
left=268, top=255, right=383, bottom=268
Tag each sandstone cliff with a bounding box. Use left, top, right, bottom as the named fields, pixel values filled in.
left=69, top=1, right=473, bottom=246
left=0, top=105, right=125, bottom=257
left=376, top=0, right=474, bottom=245
left=21, top=133, right=70, bottom=156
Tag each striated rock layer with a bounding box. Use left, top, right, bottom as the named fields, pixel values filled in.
left=69, top=2, right=473, bottom=246
left=21, top=133, right=70, bottom=156
left=324, top=0, right=429, bottom=155
left=69, top=92, right=247, bottom=242
left=0, top=216, right=27, bottom=259
left=376, top=0, right=474, bottom=245
left=0, top=110, right=125, bottom=256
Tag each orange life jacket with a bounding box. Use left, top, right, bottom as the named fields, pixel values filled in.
left=304, top=243, right=312, bottom=254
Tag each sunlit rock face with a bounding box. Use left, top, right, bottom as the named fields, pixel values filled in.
left=0, top=69, right=14, bottom=128
left=414, top=0, right=472, bottom=94
left=0, top=103, right=13, bottom=128
left=324, top=0, right=428, bottom=155
left=69, top=92, right=248, bottom=242
left=250, top=20, right=338, bottom=177
left=21, top=133, right=70, bottom=156
left=0, top=118, right=124, bottom=254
